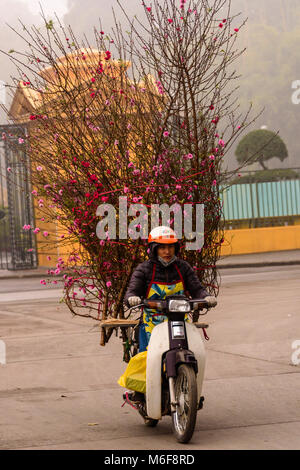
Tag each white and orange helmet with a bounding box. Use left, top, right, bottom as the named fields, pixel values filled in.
left=148, top=226, right=180, bottom=258
left=148, top=226, right=178, bottom=244
left=148, top=225, right=180, bottom=256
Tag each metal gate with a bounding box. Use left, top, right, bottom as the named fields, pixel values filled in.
left=0, top=124, right=37, bottom=270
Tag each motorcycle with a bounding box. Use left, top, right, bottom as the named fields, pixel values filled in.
left=124, top=295, right=214, bottom=444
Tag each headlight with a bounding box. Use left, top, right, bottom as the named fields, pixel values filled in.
left=168, top=299, right=191, bottom=313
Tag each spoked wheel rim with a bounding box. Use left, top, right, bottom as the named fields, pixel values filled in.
left=172, top=364, right=198, bottom=443
left=173, top=373, right=190, bottom=434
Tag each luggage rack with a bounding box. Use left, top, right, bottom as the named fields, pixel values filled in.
left=99, top=318, right=139, bottom=351
left=100, top=318, right=140, bottom=329
left=99, top=318, right=209, bottom=329
left=99, top=318, right=140, bottom=361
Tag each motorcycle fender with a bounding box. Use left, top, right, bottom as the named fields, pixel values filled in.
left=146, top=322, right=206, bottom=420
left=185, top=322, right=206, bottom=404
left=146, top=322, right=169, bottom=420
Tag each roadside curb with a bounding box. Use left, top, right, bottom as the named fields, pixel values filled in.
left=0, top=272, right=63, bottom=281
left=217, top=260, right=300, bottom=269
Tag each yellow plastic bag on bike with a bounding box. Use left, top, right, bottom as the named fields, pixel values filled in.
left=118, top=351, right=147, bottom=394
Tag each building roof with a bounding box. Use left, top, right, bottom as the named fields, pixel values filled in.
left=9, top=49, right=131, bottom=121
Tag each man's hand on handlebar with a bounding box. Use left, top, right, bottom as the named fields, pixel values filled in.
left=127, top=295, right=217, bottom=311
left=128, top=296, right=142, bottom=307
left=194, top=296, right=217, bottom=310
left=204, top=296, right=217, bottom=308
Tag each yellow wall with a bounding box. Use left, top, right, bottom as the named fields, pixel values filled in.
left=36, top=221, right=80, bottom=267
left=221, top=225, right=300, bottom=256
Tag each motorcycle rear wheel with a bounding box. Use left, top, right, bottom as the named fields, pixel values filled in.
left=171, top=364, right=198, bottom=443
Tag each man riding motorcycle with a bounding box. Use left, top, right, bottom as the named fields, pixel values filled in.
left=124, top=225, right=217, bottom=355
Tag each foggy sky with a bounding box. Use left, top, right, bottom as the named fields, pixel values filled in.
left=0, top=0, right=145, bottom=100
left=0, top=0, right=297, bottom=86
left=1, top=0, right=298, bottom=84
left=64, top=0, right=144, bottom=37
left=0, top=1, right=40, bottom=84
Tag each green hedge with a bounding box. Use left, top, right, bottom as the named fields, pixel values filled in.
left=232, top=169, right=299, bottom=184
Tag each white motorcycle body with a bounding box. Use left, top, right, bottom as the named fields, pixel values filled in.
left=146, top=322, right=206, bottom=420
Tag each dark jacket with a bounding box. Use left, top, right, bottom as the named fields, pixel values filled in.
left=124, top=247, right=208, bottom=307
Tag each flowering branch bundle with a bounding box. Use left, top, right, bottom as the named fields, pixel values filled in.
left=1, top=0, right=257, bottom=347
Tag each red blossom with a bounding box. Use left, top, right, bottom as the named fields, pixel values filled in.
left=211, top=116, right=219, bottom=124
left=88, top=174, right=98, bottom=182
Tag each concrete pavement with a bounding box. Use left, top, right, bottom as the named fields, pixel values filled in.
left=0, top=266, right=299, bottom=450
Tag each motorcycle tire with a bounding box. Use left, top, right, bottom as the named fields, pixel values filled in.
left=171, top=364, right=198, bottom=444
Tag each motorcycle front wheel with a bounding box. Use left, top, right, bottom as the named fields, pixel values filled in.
left=171, top=364, right=198, bottom=443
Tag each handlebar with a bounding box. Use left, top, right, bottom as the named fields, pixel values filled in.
left=127, top=297, right=212, bottom=313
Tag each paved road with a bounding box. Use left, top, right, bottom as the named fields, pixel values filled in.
left=1, top=264, right=300, bottom=294
left=0, top=267, right=299, bottom=450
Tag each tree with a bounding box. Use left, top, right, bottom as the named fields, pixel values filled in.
left=235, top=17, right=300, bottom=168
left=235, top=129, right=288, bottom=170
left=1, top=0, right=256, bottom=353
